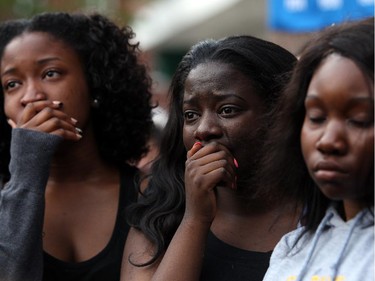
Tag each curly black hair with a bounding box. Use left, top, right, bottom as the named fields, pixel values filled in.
left=0, top=12, right=153, bottom=181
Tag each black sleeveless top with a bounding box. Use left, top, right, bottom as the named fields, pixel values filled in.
left=43, top=166, right=138, bottom=281
left=200, top=231, right=272, bottom=281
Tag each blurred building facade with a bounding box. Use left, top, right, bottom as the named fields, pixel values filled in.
left=129, top=0, right=373, bottom=92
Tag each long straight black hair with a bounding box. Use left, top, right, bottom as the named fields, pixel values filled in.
left=126, top=35, right=298, bottom=266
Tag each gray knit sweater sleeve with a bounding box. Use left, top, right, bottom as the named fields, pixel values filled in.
left=0, top=128, right=62, bottom=281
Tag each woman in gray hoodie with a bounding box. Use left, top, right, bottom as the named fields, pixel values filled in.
left=262, top=17, right=374, bottom=281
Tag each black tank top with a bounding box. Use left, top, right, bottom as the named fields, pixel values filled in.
left=200, top=231, right=272, bottom=281
left=43, top=165, right=138, bottom=281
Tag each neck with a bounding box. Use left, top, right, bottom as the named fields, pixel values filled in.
left=211, top=186, right=301, bottom=252
left=48, top=129, right=116, bottom=185
left=215, top=186, right=275, bottom=215
left=343, top=199, right=368, bottom=221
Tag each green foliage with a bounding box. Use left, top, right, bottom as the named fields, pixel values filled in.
left=0, top=0, right=48, bottom=20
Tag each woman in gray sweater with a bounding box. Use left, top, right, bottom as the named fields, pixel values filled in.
left=0, top=12, right=152, bottom=281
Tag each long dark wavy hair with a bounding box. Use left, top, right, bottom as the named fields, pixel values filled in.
left=127, top=35, right=298, bottom=266
left=0, top=12, right=153, bottom=182
left=260, top=17, right=374, bottom=238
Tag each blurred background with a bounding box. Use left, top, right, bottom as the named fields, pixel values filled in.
left=0, top=0, right=373, bottom=117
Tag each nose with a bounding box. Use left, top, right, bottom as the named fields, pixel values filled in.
left=193, top=112, right=223, bottom=142
left=20, top=81, right=47, bottom=106
left=316, top=120, right=347, bottom=155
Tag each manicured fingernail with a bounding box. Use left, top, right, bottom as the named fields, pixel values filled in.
left=71, top=117, right=78, bottom=124
left=7, top=118, right=16, bottom=128
left=75, top=127, right=83, bottom=134
left=193, top=142, right=202, bottom=147
left=76, top=133, right=82, bottom=139
left=233, top=158, right=239, bottom=168
left=52, top=101, right=63, bottom=108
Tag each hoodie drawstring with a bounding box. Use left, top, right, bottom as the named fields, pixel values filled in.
left=295, top=211, right=334, bottom=281
left=331, top=210, right=366, bottom=278
left=296, top=209, right=367, bottom=281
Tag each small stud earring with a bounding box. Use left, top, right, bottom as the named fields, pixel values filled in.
left=92, top=98, right=100, bottom=108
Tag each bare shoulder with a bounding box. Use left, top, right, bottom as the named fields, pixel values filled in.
left=121, top=227, right=161, bottom=281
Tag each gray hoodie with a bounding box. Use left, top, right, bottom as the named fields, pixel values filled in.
left=0, top=129, right=61, bottom=281
left=263, top=205, right=374, bottom=281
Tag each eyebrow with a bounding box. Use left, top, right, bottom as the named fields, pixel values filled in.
left=183, top=93, right=247, bottom=105
left=1, top=57, right=62, bottom=78
left=305, top=95, right=373, bottom=103
left=36, top=57, right=62, bottom=65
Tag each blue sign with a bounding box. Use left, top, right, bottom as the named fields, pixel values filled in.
left=268, top=0, right=374, bottom=32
